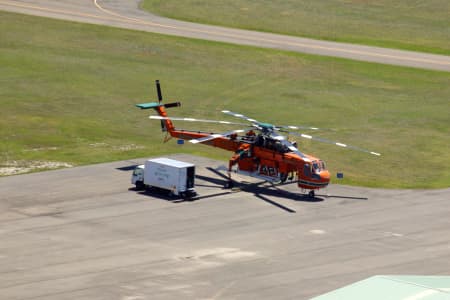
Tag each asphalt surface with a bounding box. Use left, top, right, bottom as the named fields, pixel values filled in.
left=0, top=0, right=449, bottom=71
left=1, top=154, right=450, bottom=299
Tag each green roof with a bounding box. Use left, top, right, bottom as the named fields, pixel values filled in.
left=310, top=276, right=450, bottom=300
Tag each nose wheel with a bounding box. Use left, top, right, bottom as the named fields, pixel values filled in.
left=308, top=190, right=315, bottom=198
left=225, top=180, right=234, bottom=189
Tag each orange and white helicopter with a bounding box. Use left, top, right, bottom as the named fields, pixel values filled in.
left=136, top=81, right=380, bottom=198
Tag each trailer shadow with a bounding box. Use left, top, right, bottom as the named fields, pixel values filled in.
left=116, top=161, right=141, bottom=171
left=116, top=165, right=139, bottom=171
left=134, top=187, right=189, bottom=202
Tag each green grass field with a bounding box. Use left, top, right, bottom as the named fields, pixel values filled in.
left=142, top=0, right=450, bottom=55
left=1, top=11, right=449, bottom=188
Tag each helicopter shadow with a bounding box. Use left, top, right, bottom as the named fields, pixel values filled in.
left=319, top=194, right=368, bottom=201
left=198, top=167, right=332, bottom=213
left=196, top=174, right=300, bottom=213
left=205, top=167, right=323, bottom=201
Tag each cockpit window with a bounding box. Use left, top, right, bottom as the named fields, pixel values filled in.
left=312, top=160, right=327, bottom=173
left=313, top=162, right=319, bottom=172
left=303, top=164, right=311, bottom=177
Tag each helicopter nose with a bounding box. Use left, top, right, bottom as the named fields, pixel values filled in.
left=321, top=170, right=331, bottom=182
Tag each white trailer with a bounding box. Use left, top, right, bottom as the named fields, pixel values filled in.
left=131, top=158, right=196, bottom=198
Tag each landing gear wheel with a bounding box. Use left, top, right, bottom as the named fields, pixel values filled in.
left=224, top=180, right=234, bottom=189
left=308, top=190, right=315, bottom=198
left=135, top=181, right=144, bottom=190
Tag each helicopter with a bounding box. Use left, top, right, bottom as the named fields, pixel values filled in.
left=136, top=80, right=381, bottom=198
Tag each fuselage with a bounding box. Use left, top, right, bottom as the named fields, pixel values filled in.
left=154, top=104, right=330, bottom=190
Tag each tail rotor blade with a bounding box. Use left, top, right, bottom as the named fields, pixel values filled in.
left=155, top=80, right=163, bottom=103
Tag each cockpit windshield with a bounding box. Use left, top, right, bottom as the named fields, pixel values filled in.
left=312, top=160, right=327, bottom=173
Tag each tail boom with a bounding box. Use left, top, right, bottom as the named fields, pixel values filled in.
left=136, top=101, right=180, bottom=133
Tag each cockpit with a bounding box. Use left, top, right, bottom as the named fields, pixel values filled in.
left=312, top=160, right=327, bottom=173
left=303, top=160, right=327, bottom=180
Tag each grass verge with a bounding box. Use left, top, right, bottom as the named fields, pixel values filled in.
left=142, top=0, right=450, bottom=55
left=1, top=11, right=449, bottom=188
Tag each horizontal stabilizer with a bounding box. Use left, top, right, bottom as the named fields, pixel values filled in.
left=136, top=102, right=181, bottom=110
left=136, top=102, right=160, bottom=109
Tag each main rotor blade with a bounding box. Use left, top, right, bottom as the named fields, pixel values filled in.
left=277, top=125, right=320, bottom=131
left=221, top=110, right=259, bottom=124
left=281, top=130, right=381, bottom=156
left=190, top=129, right=248, bottom=144
left=222, top=110, right=320, bottom=131
left=149, top=115, right=248, bottom=126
